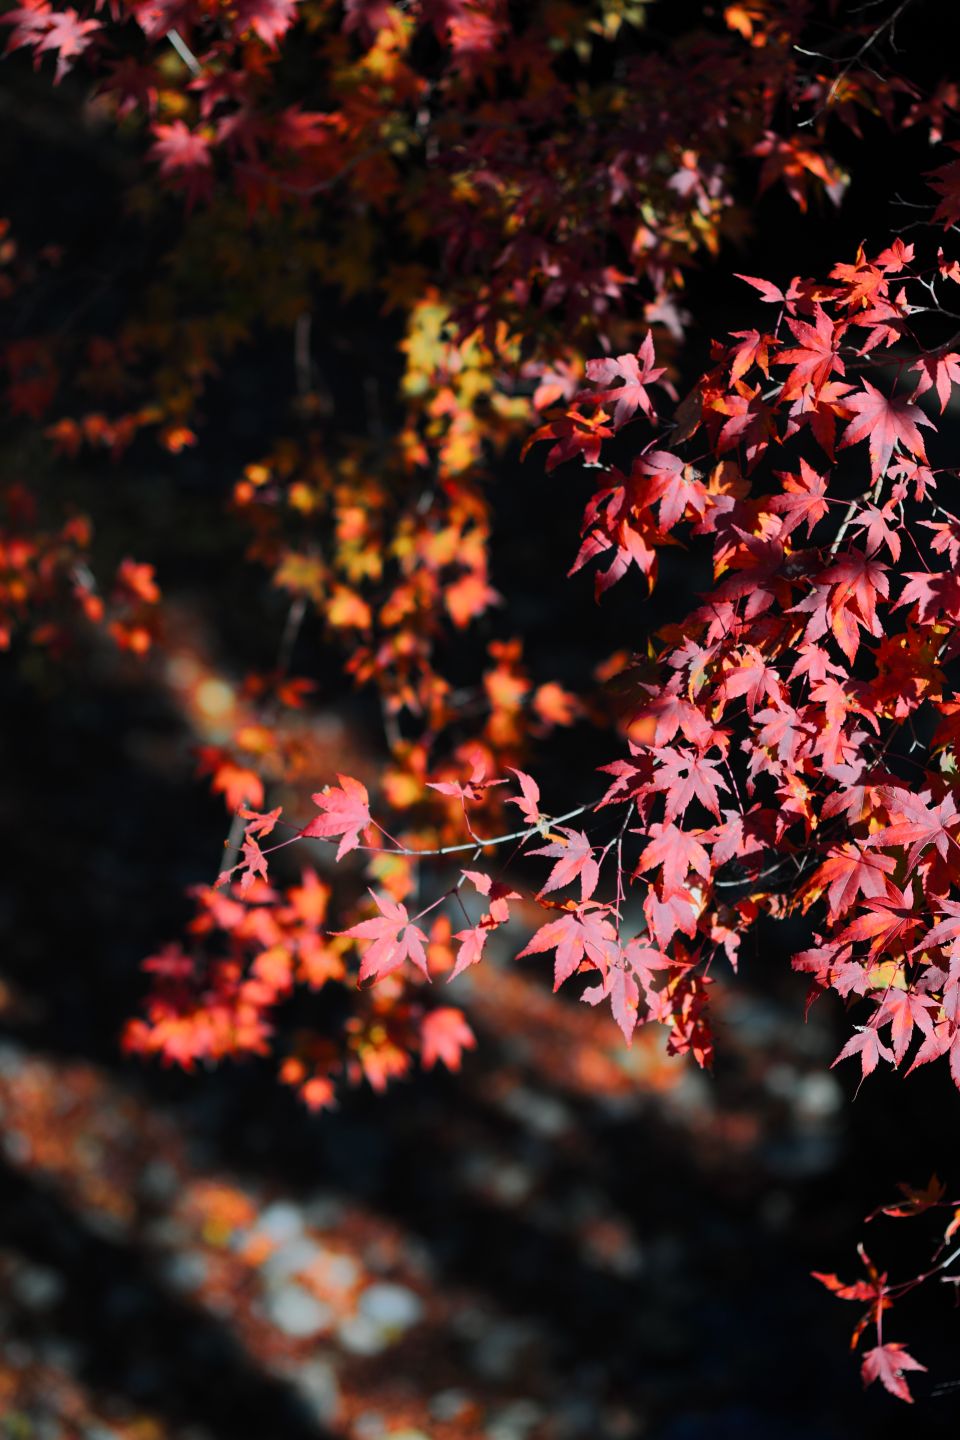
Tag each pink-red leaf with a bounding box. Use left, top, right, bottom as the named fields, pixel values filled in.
left=506, top=767, right=542, bottom=824
left=861, top=1343, right=926, bottom=1403
left=420, top=1007, right=477, bottom=1071
left=839, top=380, right=934, bottom=482
left=341, top=892, right=429, bottom=983
left=583, top=334, right=666, bottom=428
left=302, top=774, right=371, bottom=859
left=832, top=1025, right=894, bottom=1080
left=517, top=907, right=618, bottom=990
left=529, top=826, right=600, bottom=901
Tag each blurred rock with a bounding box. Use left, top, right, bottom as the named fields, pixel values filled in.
left=323, top=1252, right=361, bottom=1292
left=304, top=1193, right=347, bottom=1229
left=263, top=1284, right=333, bottom=1337
left=358, top=1281, right=424, bottom=1332
left=353, top=1409, right=387, bottom=1438
left=291, top=1357, right=341, bottom=1425
left=9, top=1263, right=63, bottom=1310
left=485, top=1397, right=545, bottom=1440
left=335, top=1313, right=390, bottom=1356
left=499, top=1086, right=572, bottom=1139
left=260, top=1235, right=323, bottom=1283
left=470, top=1319, right=540, bottom=1382
left=429, top=1388, right=472, bottom=1421
left=160, top=1250, right=208, bottom=1293
left=255, top=1200, right=304, bottom=1245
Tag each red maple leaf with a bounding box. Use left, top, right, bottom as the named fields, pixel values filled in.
left=658, top=970, right=715, bottom=1068
left=811, top=1271, right=877, bottom=1303
left=910, top=349, right=960, bottom=412
left=581, top=960, right=641, bottom=1043
left=875, top=987, right=935, bottom=1066
left=851, top=501, right=901, bottom=561
left=239, top=804, right=283, bottom=838
left=35, top=6, right=100, bottom=81
left=635, top=822, right=711, bottom=893
left=734, top=272, right=802, bottom=310
left=302, top=774, right=371, bottom=859
left=583, top=334, right=667, bottom=428
left=921, top=516, right=960, bottom=568
left=868, top=1175, right=947, bottom=1221
left=449, top=923, right=489, bottom=980
left=517, top=905, right=618, bottom=990
left=461, top=871, right=519, bottom=924
left=776, top=303, right=842, bottom=399
left=529, top=826, right=600, bottom=901
left=150, top=121, right=213, bottom=205
left=341, top=891, right=429, bottom=983
left=823, top=549, right=889, bottom=645
left=633, top=450, right=708, bottom=530
left=217, top=834, right=271, bottom=894
left=506, top=767, right=541, bottom=824
left=867, top=787, right=960, bottom=870
left=521, top=408, right=614, bottom=470
left=908, top=1019, right=960, bottom=1079
left=916, top=898, right=960, bottom=952
left=839, top=380, right=934, bottom=481
left=643, top=887, right=700, bottom=948
left=716, top=646, right=782, bottom=716
left=769, top=457, right=829, bottom=538
left=792, top=549, right=889, bottom=663
left=895, top=568, right=960, bottom=625
left=712, top=380, right=776, bottom=464
left=623, top=937, right=670, bottom=993
left=203, top=758, right=265, bottom=812
left=728, top=328, right=774, bottom=383
left=2, top=0, right=54, bottom=54
left=754, top=702, right=815, bottom=769
left=807, top=844, right=897, bottom=923
left=570, top=511, right=660, bottom=596
left=420, top=1007, right=476, bottom=1071
left=634, top=682, right=718, bottom=747
left=861, top=1343, right=927, bottom=1404
left=837, top=887, right=922, bottom=960
left=832, top=1024, right=894, bottom=1081
left=650, top=748, right=729, bottom=821
left=428, top=759, right=505, bottom=801
left=232, top=0, right=299, bottom=47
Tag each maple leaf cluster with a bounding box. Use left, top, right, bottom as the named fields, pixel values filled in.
left=123, top=213, right=960, bottom=1399
left=521, top=238, right=960, bottom=1103
left=3, top=0, right=943, bottom=711
left=0, top=482, right=160, bottom=653
left=811, top=1168, right=960, bottom=1403
left=124, top=862, right=476, bottom=1108
left=9, top=0, right=960, bottom=1408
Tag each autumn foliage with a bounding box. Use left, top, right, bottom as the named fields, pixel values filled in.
left=6, top=0, right=960, bottom=1407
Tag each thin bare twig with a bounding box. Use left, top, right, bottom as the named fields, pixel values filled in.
left=167, top=29, right=202, bottom=76
left=301, top=803, right=593, bottom=861
left=798, top=0, right=915, bottom=129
